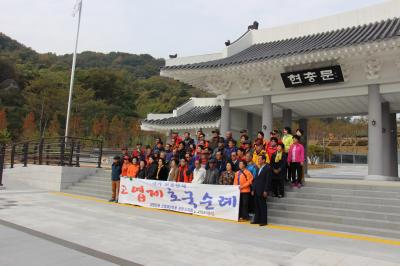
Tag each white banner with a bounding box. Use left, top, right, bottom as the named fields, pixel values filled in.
left=118, top=178, right=240, bottom=221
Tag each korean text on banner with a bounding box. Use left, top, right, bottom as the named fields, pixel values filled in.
left=118, top=178, right=240, bottom=221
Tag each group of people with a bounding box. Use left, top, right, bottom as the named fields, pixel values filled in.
left=111, top=127, right=305, bottom=225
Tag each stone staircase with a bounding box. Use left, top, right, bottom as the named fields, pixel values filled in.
left=63, top=170, right=112, bottom=199
left=63, top=170, right=400, bottom=240
left=268, top=181, right=400, bottom=240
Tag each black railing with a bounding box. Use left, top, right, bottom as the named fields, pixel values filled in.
left=0, top=137, right=103, bottom=186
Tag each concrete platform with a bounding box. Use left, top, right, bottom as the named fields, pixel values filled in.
left=308, top=164, right=400, bottom=180
left=0, top=176, right=399, bottom=266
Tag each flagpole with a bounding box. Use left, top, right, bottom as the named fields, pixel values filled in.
left=65, top=0, right=82, bottom=139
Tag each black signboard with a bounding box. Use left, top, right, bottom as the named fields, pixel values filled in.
left=281, top=65, right=344, bottom=88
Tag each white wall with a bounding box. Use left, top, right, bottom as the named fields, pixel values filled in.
left=4, top=165, right=98, bottom=191
left=165, top=53, right=223, bottom=66
left=229, top=109, right=261, bottom=139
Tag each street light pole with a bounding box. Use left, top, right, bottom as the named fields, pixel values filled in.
left=65, top=0, right=83, bottom=139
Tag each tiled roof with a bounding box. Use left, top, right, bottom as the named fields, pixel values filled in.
left=143, top=106, right=221, bottom=126
left=164, top=17, right=400, bottom=70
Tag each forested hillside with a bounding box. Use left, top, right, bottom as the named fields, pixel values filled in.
left=0, top=33, right=210, bottom=145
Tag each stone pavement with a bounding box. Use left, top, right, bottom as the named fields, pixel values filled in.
left=0, top=176, right=399, bottom=266
left=0, top=224, right=119, bottom=266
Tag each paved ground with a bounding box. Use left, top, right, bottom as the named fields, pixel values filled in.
left=308, top=164, right=400, bottom=179
left=0, top=175, right=400, bottom=266
left=308, top=164, right=367, bottom=179
left=0, top=224, right=119, bottom=266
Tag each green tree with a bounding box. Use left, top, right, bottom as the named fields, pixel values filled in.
left=23, top=70, right=68, bottom=137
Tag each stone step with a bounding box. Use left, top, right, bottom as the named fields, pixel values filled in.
left=284, top=191, right=400, bottom=206
left=269, top=202, right=400, bottom=223
left=72, top=182, right=110, bottom=191
left=94, top=171, right=112, bottom=178
left=62, top=187, right=110, bottom=200
left=78, top=178, right=111, bottom=185
left=268, top=197, right=400, bottom=213
left=63, top=186, right=110, bottom=197
left=86, top=175, right=111, bottom=180
left=285, top=186, right=400, bottom=199
left=268, top=216, right=400, bottom=240
left=304, top=181, right=400, bottom=192
left=269, top=209, right=400, bottom=231
left=78, top=178, right=111, bottom=186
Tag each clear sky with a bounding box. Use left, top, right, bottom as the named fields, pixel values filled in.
left=0, top=0, right=386, bottom=59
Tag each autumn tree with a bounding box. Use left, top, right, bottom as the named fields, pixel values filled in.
left=22, top=112, right=39, bottom=140
left=0, top=109, right=8, bottom=131
left=47, top=113, right=61, bottom=138
left=108, top=116, right=128, bottom=147
left=70, top=115, right=84, bottom=137
left=92, top=115, right=109, bottom=139
left=0, top=109, right=10, bottom=143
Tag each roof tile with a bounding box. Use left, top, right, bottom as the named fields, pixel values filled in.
left=143, top=106, right=221, bottom=126
left=164, top=17, right=400, bottom=70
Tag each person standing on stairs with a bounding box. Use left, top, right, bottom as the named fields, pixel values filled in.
left=110, top=156, right=122, bottom=202
left=251, top=155, right=272, bottom=226
left=288, top=135, right=304, bottom=188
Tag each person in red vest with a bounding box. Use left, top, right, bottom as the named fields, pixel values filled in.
left=177, top=158, right=193, bottom=183
left=171, top=131, right=183, bottom=149
left=266, top=137, right=278, bottom=160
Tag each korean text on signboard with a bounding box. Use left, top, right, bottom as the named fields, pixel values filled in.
left=281, top=65, right=344, bottom=88
left=118, top=178, right=240, bottom=221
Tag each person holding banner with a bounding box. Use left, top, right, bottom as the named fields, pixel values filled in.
left=137, top=160, right=147, bottom=179
left=234, top=161, right=254, bottom=221
left=251, top=154, right=272, bottom=226
left=127, top=157, right=139, bottom=178
left=121, top=156, right=131, bottom=177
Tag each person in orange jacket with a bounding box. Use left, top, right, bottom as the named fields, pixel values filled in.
left=234, top=161, right=254, bottom=221
left=127, top=157, right=139, bottom=178
left=121, top=156, right=131, bottom=177
left=177, top=158, right=193, bottom=183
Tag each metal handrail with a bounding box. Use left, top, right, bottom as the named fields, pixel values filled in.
left=0, top=136, right=103, bottom=173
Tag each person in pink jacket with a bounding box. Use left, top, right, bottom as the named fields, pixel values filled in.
left=287, top=135, right=304, bottom=188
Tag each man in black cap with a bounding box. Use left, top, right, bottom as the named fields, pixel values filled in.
left=204, top=158, right=219, bottom=184
left=212, top=137, right=226, bottom=157
left=240, top=129, right=248, bottom=138
left=243, top=140, right=253, bottom=155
